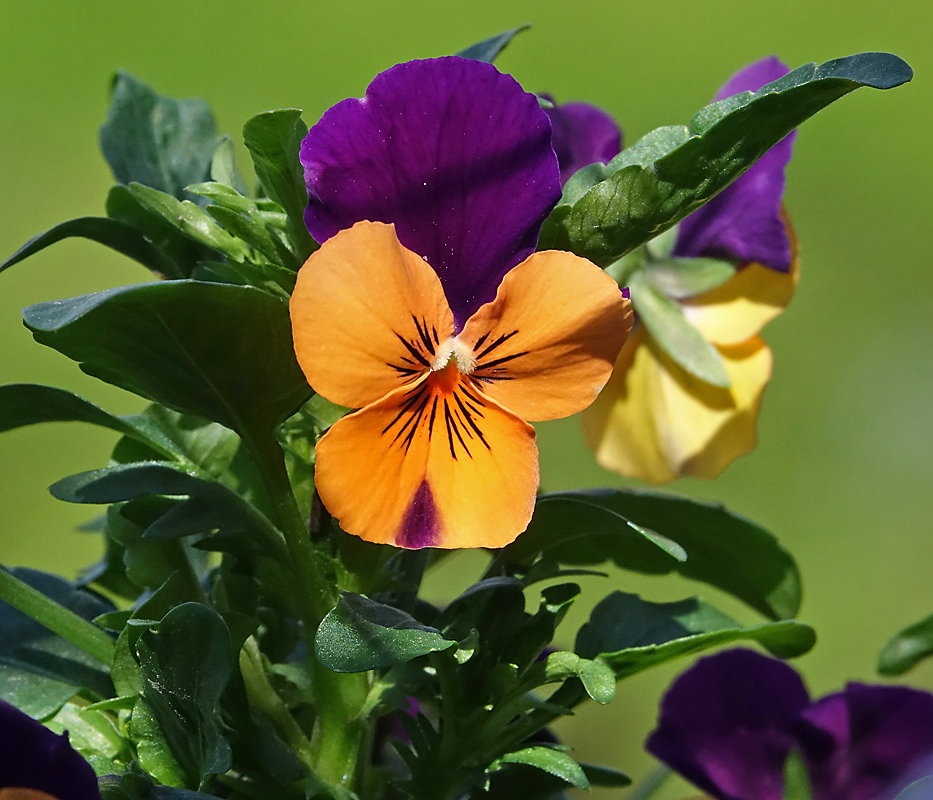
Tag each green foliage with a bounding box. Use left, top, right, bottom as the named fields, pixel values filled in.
left=100, top=71, right=221, bottom=200
left=576, top=592, right=815, bottom=678
left=23, top=280, right=311, bottom=440
left=489, top=747, right=589, bottom=790
left=878, top=612, right=933, bottom=675
left=540, top=52, right=913, bottom=265
left=782, top=750, right=814, bottom=800
left=502, top=489, right=801, bottom=620
left=315, top=593, right=456, bottom=672
left=455, top=26, right=530, bottom=63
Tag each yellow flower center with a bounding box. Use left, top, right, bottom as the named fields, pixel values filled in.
left=431, top=336, right=476, bottom=375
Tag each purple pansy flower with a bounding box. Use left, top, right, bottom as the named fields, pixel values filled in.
left=647, top=649, right=933, bottom=800
left=0, top=698, right=101, bottom=799
left=674, top=56, right=796, bottom=272
left=300, top=56, right=562, bottom=328
left=542, top=98, right=623, bottom=185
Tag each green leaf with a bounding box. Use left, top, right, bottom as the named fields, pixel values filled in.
left=129, top=697, right=189, bottom=788
left=455, top=25, right=530, bottom=63
left=315, top=592, right=456, bottom=673
left=543, top=651, right=616, bottom=704
left=0, top=567, right=115, bottom=711
left=242, top=110, right=316, bottom=260
left=50, top=462, right=286, bottom=559
left=629, top=269, right=730, bottom=387
left=646, top=257, right=737, bottom=299
left=878, top=612, right=933, bottom=675
left=0, top=217, right=172, bottom=276
left=506, top=489, right=801, bottom=620
left=580, top=763, right=631, bottom=788
left=23, top=280, right=311, bottom=440
left=136, top=603, right=234, bottom=786
left=540, top=52, right=912, bottom=265
left=209, top=136, right=242, bottom=190
left=0, top=384, right=182, bottom=459
left=49, top=702, right=130, bottom=776
left=100, top=71, right=220, bottom=199
left=576, top=591, right=815, bottom=679
left=782, top=750, right=814, bottom=800
left=490, top=747, right=590, bottom=790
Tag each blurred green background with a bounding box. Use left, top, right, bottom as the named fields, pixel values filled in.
left=1, top=1, right=930, bottom=796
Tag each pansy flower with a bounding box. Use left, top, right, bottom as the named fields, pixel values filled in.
left=647, top=649, right=933, bottom=800
left=0, top=699, right=101, bottom=800
left=580, top=57, right=799, bottom=483
left=290, top=58, right=632, bottom=549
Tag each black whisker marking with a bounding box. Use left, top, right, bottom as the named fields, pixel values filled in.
left=394, top=332, right=431, bottom=367
left=444, top=400, right=471, bottom=460
left=412, top=315, right=435, bottom=355
left=476, top=329, right=519, bottom=359
left=478, top=350, right=529, bottom=371
left=427, top=396, right=439, bottom=442
left=455, top=391, right=490, bottom=450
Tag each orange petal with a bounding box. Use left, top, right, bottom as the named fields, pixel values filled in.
left=459, top=250, right=633, bottom=422
left=682, top=215, right=800, bottom=346
left=582, top=328, right=772, bottom=483
left=290, top=221, right=454, bottom=408
left=314, top=370, right=538, bottom=549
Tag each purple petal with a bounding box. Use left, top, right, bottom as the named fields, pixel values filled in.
left=543, top=99, right=622, bottom=185
left=646, top=649, right=810, bottom=800
left=674, top=57, right=795, bottom=272
left=397, top=480, right=439, bottom=549
left=0, top=699, right=100, bottom=799
left=301, top=57, right=561, bottom=326
left=797, top=684, right=933, bottom=800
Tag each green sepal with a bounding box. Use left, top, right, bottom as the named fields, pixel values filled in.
left=878, top=612, right=933, bottom=675
left=576, top=591, right=815, bottom=679
left=629, top=269, right=730, bottom=387
left=540, top=52, right=912, bottom=265
left=315, top=592, right=456, bottom=673
left=646, top=257, right=736, bottom=299
left=455, top=26, right=530, bottom=63
left=23, top=280, right=311, bottom=441
left=100, top=71, right=220, bottom=200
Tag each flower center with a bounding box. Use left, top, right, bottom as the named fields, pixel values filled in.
left=431, top=336, right=476, bottom=375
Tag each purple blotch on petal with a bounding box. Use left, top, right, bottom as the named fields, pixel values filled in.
left=301, top=57, right=561, bottom=327
left=0, top=699, right=101, bottom=800
left=674, top=57, right=795, bottom=273
left=543, top=99, right=622, bottom=185
left=397, top=480, right=440, bottom=549
left=797, top=684, right=933, bottom=800
left=646, top=649, right=810, bottom=800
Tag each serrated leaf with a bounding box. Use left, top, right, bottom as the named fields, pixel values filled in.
left=455, top=26, right=530, bottom=63
left=540, top=52, right=912, bottom=264
left=504, top=488, right=801, bottom=621
left=242, top=110, right=315, bottom=260
left=315, top=593, right=455, bottom=673
left=490, top=747, right=590, bottom=790
left=576, top=591, right=815, bottom=679
left=878, top=612, right=933, bottom=676
left=23, top=280, right=311, bottom=440
left=100, top=71, right=220, bottom=200
left=646, top=257, right=736, bottom=299
left=0, top=217, right=172, bottom=276
left=630, top=269, right=730, bottom=387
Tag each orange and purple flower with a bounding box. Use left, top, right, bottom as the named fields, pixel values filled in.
left=580, top=57, right=800, bottom=482
left=0, top=699, right=100, bottom=800
left=647, top=649, right=933, bottom=800
left=291, top=58, right=632, bottom=549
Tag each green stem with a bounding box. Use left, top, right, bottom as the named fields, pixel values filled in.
left=626, top=764, right=672, bottom=800
left=0, top=568, right=115, bottom=665
left=242, top=430, right=369, bottom=790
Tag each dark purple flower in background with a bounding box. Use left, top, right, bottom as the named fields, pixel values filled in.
left=674, top=57, right=796, bottom=272
left=542, top=98, right=623, bottom=185
left=300, top=56, right=562, bottom=327
left=0, top=699, right=100, bottom=799
left=647, top=649, right=933, bottom=800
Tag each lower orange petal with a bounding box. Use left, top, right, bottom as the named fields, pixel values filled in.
left=314, top=373, right=538, bottom=549
left=581, top=328, right=772, bottom=483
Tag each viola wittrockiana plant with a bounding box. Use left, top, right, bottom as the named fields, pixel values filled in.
left=0, top=27, right=919, bottom=800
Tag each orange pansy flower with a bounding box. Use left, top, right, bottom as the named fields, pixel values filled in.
left=290, top=221, right=631, bottom=548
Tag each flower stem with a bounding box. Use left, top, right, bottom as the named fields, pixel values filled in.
left=626, top=765, right=672, bottom=800
left=242, top=429, right=369, bottom=790
left=0, top=568, right=114, bottom=666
